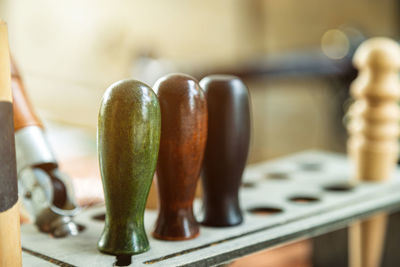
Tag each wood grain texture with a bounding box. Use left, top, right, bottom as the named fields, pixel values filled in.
left=153, top=73, right=207, bottom=240
left=11, top=57, right=43, bottom=131
left=0, top=20, right=11, bottom=102
left=97, top=79, right=160, bottom=255
left=347, top=38, right=400, bottom=267
left=199, top=75, right=250, bottom=227
left=0, top=202, right=21, bottom=267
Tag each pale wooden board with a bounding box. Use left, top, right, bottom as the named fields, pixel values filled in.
left=21, top=151, right=400, bottom=266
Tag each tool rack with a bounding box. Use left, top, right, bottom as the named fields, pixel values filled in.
left=21, top=151, right=400, bottom=266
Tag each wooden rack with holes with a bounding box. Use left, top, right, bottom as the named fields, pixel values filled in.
left=20, top=151, right=400, bottom=267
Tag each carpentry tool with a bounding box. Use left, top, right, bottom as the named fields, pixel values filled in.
left=152, top=73, right=207, bottom=241
left=347, top=37, right=400, bottom=267
left=199, top=75, right=250, bottom=227
left=97, top=79, right=160, bottom=266
left=11, top=55, right=81, bottom=237
left=0, top=19, right=22, bottom=267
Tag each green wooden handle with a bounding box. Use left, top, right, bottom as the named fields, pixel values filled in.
left=97, top=79, right=160, bottom=256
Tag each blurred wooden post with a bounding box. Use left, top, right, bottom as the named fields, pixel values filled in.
left=0, top=19, right=22, bottom=267
left=347, top=38, right=400, bottom=267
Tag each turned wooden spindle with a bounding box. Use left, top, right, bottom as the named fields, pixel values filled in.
left=347, top=38, right=400, bottom=267
left=153, top=73, right=207, bottom=240
left=0, top=20, right=22, bottom=267
left=199, top=75, right=250, bottom=227
left=97, top=80, right=160, bottom=264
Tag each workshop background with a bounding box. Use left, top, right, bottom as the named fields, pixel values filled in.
left=1, top=0, right=398, bottom=163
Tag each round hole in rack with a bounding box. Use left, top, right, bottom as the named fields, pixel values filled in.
left=248, top=206, right=283, bottom=216
left=242, top=182, right=256, bottom=188
left=265, top=172, right=290, bottom=180
left=289, top=195, right=320, bottom=203
left=298, top=161, right=323, bottom=171
left=323, top=183, right=354, bottom=192
left=92, top=213, right=106, bottom=221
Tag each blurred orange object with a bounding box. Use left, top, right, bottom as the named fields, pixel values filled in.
left=229, top=240, right=311, bottom=267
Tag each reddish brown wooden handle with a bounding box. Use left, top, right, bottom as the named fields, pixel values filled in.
left=11, top=57, right=43, bottom=131
left=153, top=73, right=207, bottom=240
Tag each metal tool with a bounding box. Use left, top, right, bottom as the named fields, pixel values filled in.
left=11, top=57, right=82, bottom=237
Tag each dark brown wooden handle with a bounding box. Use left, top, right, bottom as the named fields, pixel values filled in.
left=153, top=73, right=207, bottom=240
left=199, top=75, right=250, bottom=227
left=11, top=56, right=43, bottom=131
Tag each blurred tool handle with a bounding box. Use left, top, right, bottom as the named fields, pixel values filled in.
left=0, top=19, right=22, bottom=267
left=11, top=56, right=43, bottom=131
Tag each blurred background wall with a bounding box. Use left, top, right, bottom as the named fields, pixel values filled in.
left=0, top=0, right=399, bottom=162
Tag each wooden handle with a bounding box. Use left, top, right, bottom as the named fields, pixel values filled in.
left=153, top=74, right=207, bottom=240
left=199, top=75, right=250, bottom=226
left=10, top=56, right=43, bottom=131
left=0, top=19, right=22, bottom=267
left=97, top=79, right=160, bottom=257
